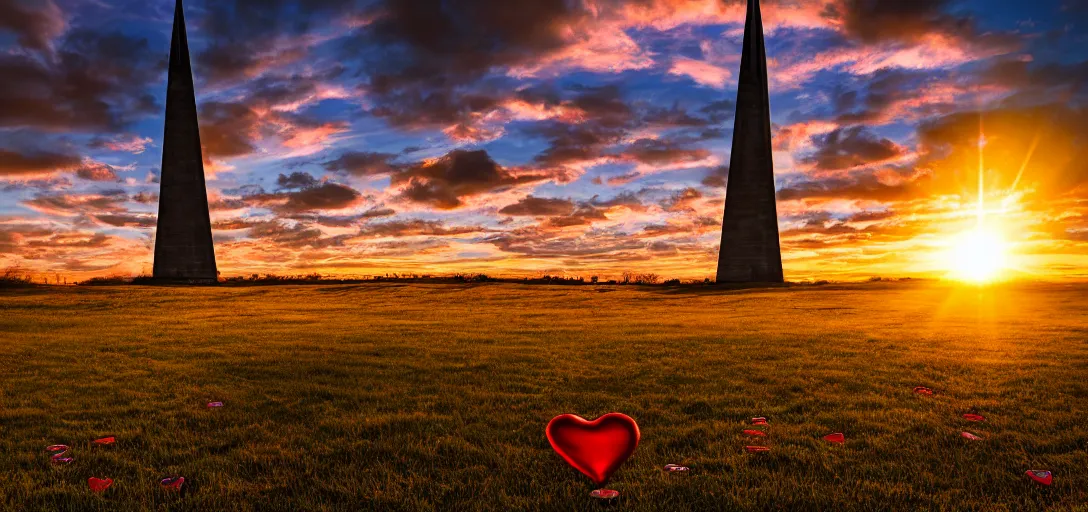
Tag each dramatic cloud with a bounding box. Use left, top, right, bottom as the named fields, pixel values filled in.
left=0, top=149, right=81, bottom=176
left=393, top=149, right=560, bottom=209
left=22, top=190, right=129, bottom=216
left=803, top=127, right=906, bottom=172
left=199, top=102, right=262, bottom=159
left=75, top=162, right=120, bottom=182
left=669, top=57, right=732, bottom=88
left=195, top=0, right=358, bottom=85
left=0, top=29, right=161, bottom=131
left=356, top=219, right=487, bottom=238
left=276, top=172, right=319, bottom=190
left=499, top=196, right=577, bottom=217
left=829, top=0, right=1016, bottom=48
left=0, top=0, right=65, bottom=52
left=777, top=171, right=923, bottom=202
left=324, top=152, right=400, bottom=176
left=244, top=182, right=364, bottom=213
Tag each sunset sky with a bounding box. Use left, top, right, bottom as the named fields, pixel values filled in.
left=1, top=0, right=1086, bottom=281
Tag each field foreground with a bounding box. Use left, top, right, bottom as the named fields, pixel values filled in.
left=1, top=281, right=1086, bottom=511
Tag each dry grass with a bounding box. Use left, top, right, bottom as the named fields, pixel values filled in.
left=1, top=281, right=1086, bottom=511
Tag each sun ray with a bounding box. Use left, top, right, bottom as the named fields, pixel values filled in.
left=1008, top=129, right=1042, bottom=195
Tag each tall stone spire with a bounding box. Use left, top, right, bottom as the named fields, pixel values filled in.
left=153, top=0, right=217, bottom=282
left=716, top=0, right=783, bottom=283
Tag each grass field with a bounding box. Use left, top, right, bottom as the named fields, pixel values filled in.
left=1, top=281, right=1086, bottom=511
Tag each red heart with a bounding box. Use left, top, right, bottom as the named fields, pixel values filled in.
left=823, top=433, right=845, bottom=444
left=963, top=414, right=986, bottom=422
left=589, top=489, right=620, bottom=499
left=1026, top=470, right=1052, bottom=486
left=94, top=437, right=116, bottom=446
left=546, top=413, right=640, bottom=485
left=913, top=386, right=934, bottom=396
left=743, top=429, right=767, bottom=437
left=88, top=477, right=113, bottom=493
left=751, top=417, right=768, bottom=425
left=161, top=476, right=186, bottom=491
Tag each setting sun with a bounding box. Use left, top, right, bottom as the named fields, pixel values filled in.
left=947, top=225, right=1008, bottom=283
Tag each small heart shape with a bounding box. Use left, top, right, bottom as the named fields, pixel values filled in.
left=93, top=437, right=116, bottom=446
left=745, top=446, right=770, bottom=453
left=88, top=477, right=113, bottom=493
left=743, top=429, right=768, bottom=437
left=913, top=386, right=934, bottom=396
left=963, top=414, right=986, bottom=422
left=546, top=413, right=640, bottom=485
left=590, top=489, right=620, bottom=499
left=961, top=432, right=983, bottom=441
left=47, top=445, right=73, bottom=464
left=751, top=417, right=768, bottom=425
left=161, top=476, right=185, bottom=491
left=823, top=433, right=845, bottom=444
left=1026, top=470, right=1052, bottom=486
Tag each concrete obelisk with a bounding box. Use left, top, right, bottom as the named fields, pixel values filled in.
left=716, top=0, right=783, bottom=283
left=153, top=0, right=218, bottom=283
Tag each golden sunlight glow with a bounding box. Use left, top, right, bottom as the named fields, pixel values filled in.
left=942, top=115, right=1008, bottom=284
left=947, top=225, right=1007, bottom=283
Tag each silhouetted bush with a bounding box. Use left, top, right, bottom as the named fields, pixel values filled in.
left=530, top=275, right=587, bottom=285
left=0, top=268, right=34, bottom=288
left=453, top=273, right=492, bottom=282
left=219, top=273, right=332, bottom=284
left=79, top=275, right=133, bottom=286
left=663, top=278, right=681, bottom=285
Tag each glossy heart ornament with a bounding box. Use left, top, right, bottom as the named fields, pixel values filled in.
left=1026, top=470, right=1052, bottom=486
left=88, top=477, right=113, bottom=493
left=546, top=413, right=640, bottom=485
left=589, top=489, right=620, bottom=499
left=743, top=429, right=768, bottom=437
left=93, top=436, right=116, bottom=446
left=823, top=433, right=845, bottom=444
left=47, top=444, right=73, bottom=464
left=161, top=476, right=186, bottom=491
left=963, top=414, right=986, bottom=422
